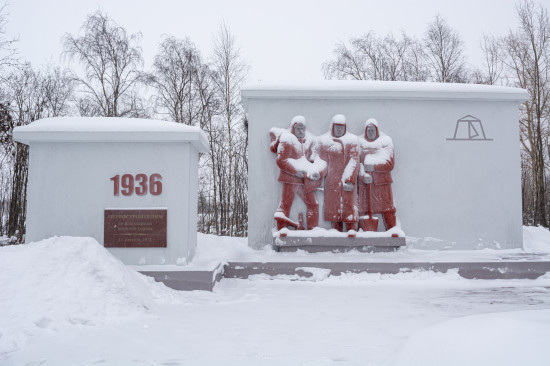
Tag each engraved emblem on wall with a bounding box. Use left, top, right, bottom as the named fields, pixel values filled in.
left=447, top=115, right=493, bottom=141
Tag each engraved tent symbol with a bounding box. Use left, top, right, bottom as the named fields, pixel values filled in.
left=447, top=115, right=493, bottom=141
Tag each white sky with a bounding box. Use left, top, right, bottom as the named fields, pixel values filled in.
left=5, top=0, right=522, bottom=83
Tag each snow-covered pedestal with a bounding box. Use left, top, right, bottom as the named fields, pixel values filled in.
left=242, top=81, right=528, bottom=250
left=14, top=117, right=209, bottom=265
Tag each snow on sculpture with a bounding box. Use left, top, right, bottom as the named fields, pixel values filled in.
left=269, top=114, right=405, bottom=252
left=311, top=114, right=359, bottom=234
left=358, top=119, right=397, bottom=232
left=269, top=116, right=325, bottom=231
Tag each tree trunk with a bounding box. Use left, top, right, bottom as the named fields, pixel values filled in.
left=7, top=143, right=29, bottom=241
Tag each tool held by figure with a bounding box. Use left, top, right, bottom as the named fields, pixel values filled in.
left=362, top=172, right=379, bottom=231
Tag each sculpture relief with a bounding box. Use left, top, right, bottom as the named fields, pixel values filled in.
left=270, top=114, right=403, bottom=249
left=311, top=114, right=359, bottom=234
left=358, top=119, right=397, bottom=231
left=270, top=116, right=324, bottom=231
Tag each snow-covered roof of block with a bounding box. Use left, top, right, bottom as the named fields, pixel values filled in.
left=241, top=81, right=528, bottom=102
left=13, top=117, right=209, bottom=152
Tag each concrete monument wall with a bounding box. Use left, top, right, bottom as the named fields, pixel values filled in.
left=242, top=81, right=528, bottom=250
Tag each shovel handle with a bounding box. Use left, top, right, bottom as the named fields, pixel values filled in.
left=367, top=182, right=373, bottom=218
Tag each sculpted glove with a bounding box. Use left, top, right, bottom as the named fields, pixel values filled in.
left=308, top=172, right=320, bottom=181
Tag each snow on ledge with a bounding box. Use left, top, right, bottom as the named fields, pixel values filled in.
left=273, top=226, right=406, bottom=238
left=241, top=80, right=528, bottom=102
left=13, top=117, right=209, bottom=152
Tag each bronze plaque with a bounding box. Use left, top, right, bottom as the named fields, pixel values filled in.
left=104, top=209, right=167, bottom=248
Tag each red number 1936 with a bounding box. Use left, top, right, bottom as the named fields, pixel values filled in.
left=110, top=173, right=162, bottom=196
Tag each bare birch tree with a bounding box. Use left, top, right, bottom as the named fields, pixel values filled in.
left=150, top=35, right=231, bottom=234
left=323, top=31, right=428, bottom=81
left=478, top=34, right=505, bottom=85
left=403, top=37, right=430, bottom=81
left=194, top=62, right=222, bottom=234
left=0, top=3, right=16, bottom=77
left=63, top=11, right=148, bottom=118
left=423, top=15, right=468, bottom=83
left=151, top=36, right=202, bottom=124
left=0, top=101, right=12, bottom=236
left=1, top=64, right=74, bottom=240
left=326, top=32, right=386, bottom=80
left=211, top=22, right=249, bottom=236
left=0, top=2, right=16, bottom=238
left=502, top=0, right=550, bottom=226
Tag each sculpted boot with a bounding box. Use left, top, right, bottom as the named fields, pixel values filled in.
left=384, top=211, right=397, bottom=230
left=306, top=209, right=319, bottom=230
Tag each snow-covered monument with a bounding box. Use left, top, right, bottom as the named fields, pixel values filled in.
left=242, top=81, right=528, bottom=250
left=14, top=117, right=208, bottom=265
left=9, top=82, right=541, bottom=291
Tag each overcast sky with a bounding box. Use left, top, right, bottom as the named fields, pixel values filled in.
left=5, top=0, right=523, bottom=83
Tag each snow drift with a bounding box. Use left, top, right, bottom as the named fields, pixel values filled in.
left=390, top=309, right=550, bottom=366
left=0, top=236, right=175, bottom=354
left=523, top=225, right=550, bottom=253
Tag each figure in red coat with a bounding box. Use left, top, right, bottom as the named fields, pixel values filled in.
left=312, top=114, right=359, bottom=232
left=271, top=116, right=323, bottom=231
left=358, top=119, right=397, bottom=230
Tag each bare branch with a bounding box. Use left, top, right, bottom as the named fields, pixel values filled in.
left=62, top=10, right=147, bottom=117
left=423, top=14, right=468, bottom=83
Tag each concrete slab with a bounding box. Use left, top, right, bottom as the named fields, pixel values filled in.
left=134, top=258, right=550, bottom=291
left=138, top=262, right=224, bottom=291
left=274, top=236, right=406, bottom=252
left=224, top=261, right=550, bottom=280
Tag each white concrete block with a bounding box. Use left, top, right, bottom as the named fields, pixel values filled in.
left=242, top=81, right=527, bottom=250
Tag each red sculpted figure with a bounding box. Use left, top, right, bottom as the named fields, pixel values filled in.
left=358, top=119, right=397, bottom=230
left=312, top=114, right=359, bottom=232
left=271, top=116, right=323, bottom=230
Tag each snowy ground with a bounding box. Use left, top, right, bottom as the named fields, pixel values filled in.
left=1, top=227, right=550, bottom=366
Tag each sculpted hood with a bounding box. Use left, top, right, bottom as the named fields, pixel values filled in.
left=290, top=115, right=306, bottom=135
left=365, top=118, right=380, bottom=142
left=330, top=114, right=347, bottom=137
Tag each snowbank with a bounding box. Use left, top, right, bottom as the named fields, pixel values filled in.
left=390, top=309, right=550, bottom=366
left=0, top=236, right=176, bottom=354
left=523, top=225, right=550, bottom=253
left=1, top=229, right=550, bottom=364
left=188, top=226, right=550, bottom=265
left=191, top=233, right=255, bottom=268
